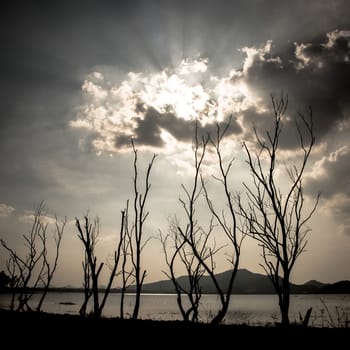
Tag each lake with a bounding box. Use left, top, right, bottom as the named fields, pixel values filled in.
left=0, top=292, right=349, bottom=327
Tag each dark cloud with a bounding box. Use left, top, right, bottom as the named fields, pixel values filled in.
left=305, top=146, right=350, bottom=234
left=241, top=30, right=350, bottom=148
left=227, top=28, right=350, bottom=237
left=133, top=108, right=166, bottom=147
left=306, top=146, right=350, bottom=198
left=114, top=106, right=242, bottom=148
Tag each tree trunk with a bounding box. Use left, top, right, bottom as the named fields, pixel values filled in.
left=211, top=307, right=227, bottom=326
left=93, top=278, right=100, bottom=318
left=280, top=271, right=290, bottom=326
left=132, top=284, right=141, bottom=319
left=132, top=262, right=142, bottom=319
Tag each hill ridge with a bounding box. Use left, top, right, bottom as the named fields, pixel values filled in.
left=128, top=268, right=350, bottom=294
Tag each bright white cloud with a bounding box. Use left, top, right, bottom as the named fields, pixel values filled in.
left=294, top=43, right=312, bottom=69
left=324, top=29, right=350, bottom=48
left=70, top=57, right=257, bottom=154
left=178, top=57, right=208, bottom=75
left=0, top=202, right=15, bottom=217
left=82, top=80, right=108, bottom=101
left=240, top=40, right=282, bottom=73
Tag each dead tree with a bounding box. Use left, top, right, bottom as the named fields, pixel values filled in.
left=36, top=215, right=66, bottom=311
left=75, top=210, right=125, bottom=318
left=238, top=94, right=320, bottom=326
left=119, top=201, right=134, bottom=319
left=5, top=259, right=19, bottom=310
left=76, top=216, right=102, bottom=317
left=168, top=123, right=242, bottom=325
left=79, top=250, right=92, bottom=316
left=176, top=127, right=210, bottom=323
left=129, top=139, right=157, bottom=320
left=76, top=140, right=155, bottom=320
left=99, top=210, right=126, bottom=314
left=159, top=216, right=205, bottom=323
left=200, top=121, right=244, bottom=325
left=0, top=201, right=66, bottom=312
left=2, top=203, right=47, bottom=311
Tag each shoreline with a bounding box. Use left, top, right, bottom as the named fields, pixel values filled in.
left=1, top=309, right=348, bottom=347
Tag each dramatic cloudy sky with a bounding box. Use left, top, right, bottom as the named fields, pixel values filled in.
left=1, top=0, right=349, bottom=287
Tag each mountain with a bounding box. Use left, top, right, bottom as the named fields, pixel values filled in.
left=319, top=280, right=350, bottom=294
left=137, top=268, right=290, bottom=294
left=127, top=269, right=349, bottom=294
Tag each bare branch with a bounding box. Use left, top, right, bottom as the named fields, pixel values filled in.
left=238, top=94, right=319, bottom=325
left=1, top=201, right=66, bottom=312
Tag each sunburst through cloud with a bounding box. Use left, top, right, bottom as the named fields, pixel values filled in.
left=70, top=56, right=255, bottom=155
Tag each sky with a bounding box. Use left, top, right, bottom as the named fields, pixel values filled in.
left=0, top=0, right=350, bottom=287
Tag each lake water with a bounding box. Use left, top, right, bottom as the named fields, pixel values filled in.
left=0, top=292, right=349, bottom=327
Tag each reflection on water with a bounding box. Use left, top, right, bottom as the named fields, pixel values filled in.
left=0, top=292, right=349, bottom=327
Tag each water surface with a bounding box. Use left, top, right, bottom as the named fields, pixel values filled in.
left=1, top=292, right=348, bottom=327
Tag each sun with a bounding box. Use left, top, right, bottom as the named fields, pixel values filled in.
left=145, top=73, right=212, bottom=122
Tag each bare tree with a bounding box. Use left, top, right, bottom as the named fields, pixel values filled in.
left=5, top=258, right=19, bottom=310
left=159, top=216, right=205, bottom=323
left=129, top=139, right=157, bottom=320
left=119, top=201, right=134, bottom=319
left=238, top=94, right=320, bottom=326
left=2, top=203, right=47, bottom=311
left=175, top=128, right=211, bottom=323
left=76, top=140, right=156, bottom=320
left=76, top=216, right=102, bottom=317
left=79, top=249, right=92, bottom=316
left=200, top=121, right=244, bottom=325
left=165, top=123, right=242, bottom=325
left=0, top=201, right=66, bottom=312
left=99, top=210, right=126, bottom=314
left=75, top=210, right=125, bottom=318
left=36, top=215, right=66, bottom=311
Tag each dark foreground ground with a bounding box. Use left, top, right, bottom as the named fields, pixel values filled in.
left=1, top=309, right=348, bottom=348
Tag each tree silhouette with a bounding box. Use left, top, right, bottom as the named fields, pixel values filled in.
left=118, top=201, right=133, bottom=319
left=76, top=139, right=155, bottom=320
left=36, top=212, right=65, bottom=312
left=201, top=120, right=244, bottom=325
left=0, top=270, right=11, bottom=291
left=129, top=139, right=157, bottom=319
left=0, top=201, right=66, bottom=311
left=159, top=216, right=205, bottom=323
left=237, top=94, right=320, bottom=326
left=162, top=122, right=243, bottom=325
left=75, top=210, right=125, bottom=318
